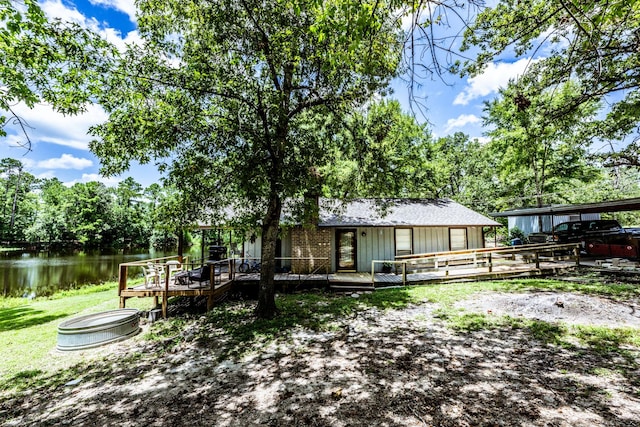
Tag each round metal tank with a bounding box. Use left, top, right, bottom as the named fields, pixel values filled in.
left=57, top=309, right=141, bottom=351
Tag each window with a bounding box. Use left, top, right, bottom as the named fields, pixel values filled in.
left=395, top=228, right=412, bottom=256
left=450, top=228, right=467, bottom=251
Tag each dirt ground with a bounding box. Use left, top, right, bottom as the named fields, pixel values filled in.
left=1, top=287, right=640, bottom=426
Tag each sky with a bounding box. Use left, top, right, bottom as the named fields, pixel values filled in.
left=2, top=0, right=535, bottom=189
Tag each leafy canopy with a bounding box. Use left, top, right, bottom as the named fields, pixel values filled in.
left=0, top=0, right=114, bottom=150
left=90, top=0, right=406, bottom=317
left=462, top=0, right=640, bottom=166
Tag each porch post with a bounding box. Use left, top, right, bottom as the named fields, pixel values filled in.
left=201, top=229, right=206, bottom=262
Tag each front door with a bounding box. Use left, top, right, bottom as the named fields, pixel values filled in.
left=336, top=229, right=357, bottom=271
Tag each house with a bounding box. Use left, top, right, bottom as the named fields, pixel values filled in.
left=242, top=198, right=501, bottom=273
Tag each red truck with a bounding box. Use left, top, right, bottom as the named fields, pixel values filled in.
left=550, top=219, right=639, bottom=258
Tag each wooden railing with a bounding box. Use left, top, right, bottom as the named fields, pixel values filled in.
left=234, top=256, right=330, bottom=280
left=118, top=255, right=183, bottom=294
left=370, top=243, right=581, bottom=285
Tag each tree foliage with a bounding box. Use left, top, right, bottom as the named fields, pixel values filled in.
left=90, top=0, right=406, bottom=318
left=483, top=81, right=600, bottom=210
left=321, top=99, right=436, bottom=199
left=431, top=132, right=499, bottom=215
left=0, top=158, right=173, bottom=249
left=462, top=0, right=640, bottom=166
left=0, top=0, right=114, bottom=150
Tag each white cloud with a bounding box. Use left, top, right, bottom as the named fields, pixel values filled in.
left=89, top=0, right=137, bottom=23
left=444, top=114, right=481, bottom=133
left=64, top=173, right=122, bottom=187
left=37, top=154, right=93, bottom=170
left=36, top=171, right=57, bottom=180
left=7, top=102, right=108, bottom=151
left=453, top=58, right=541, bottom=105
left=40, top=0, right=87, bottom=24
left=21, top=158, right=36, bottom=169
left=472, top=136, right=491, bottom=145
left=40, top=0, right=141, bottom=51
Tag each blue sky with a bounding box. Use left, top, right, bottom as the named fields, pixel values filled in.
left=2, top=0, right=535, bottom=189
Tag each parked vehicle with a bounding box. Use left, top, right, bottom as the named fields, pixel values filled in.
left=551, top=219, right=624, bottom=243
left=547, top=219, right=638, bottom=258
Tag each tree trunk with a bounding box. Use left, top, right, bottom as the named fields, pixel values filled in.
left=9, top=169, right=22, bottom=238
left=255, top=195, right=282, bottom=319
left=177, top=229, right=184, bottom=257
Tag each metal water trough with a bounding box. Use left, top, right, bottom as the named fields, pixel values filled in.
left=57, top=309, right=141, bottom=351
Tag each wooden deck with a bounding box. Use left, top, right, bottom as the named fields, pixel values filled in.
left=120, top=278, right=233, bottom=317
left=118, top=244, right=583, bottom=317
left=118, top=256, right=235, bottom=318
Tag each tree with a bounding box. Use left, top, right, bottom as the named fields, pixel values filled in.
left=0, top=158, right=37, bottom=242
left=483, top=81, right=599, bottom=223
left=90, top=0, right=404, bottom=318
left=109, top=177, right=148, bottom=248
left=461, top=1, right=640, bottom=166
left=321, top=99, right=436, bottom=199
left=431, top=132, right=499, bottom=215
left=65, top=182, right=113, bottom=248
left=1, top=0, right=114, bottom=150
left=25, top=178, right=71, bottom=244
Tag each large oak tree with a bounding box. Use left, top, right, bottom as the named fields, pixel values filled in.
left=90, top=0, right=405, bottom=318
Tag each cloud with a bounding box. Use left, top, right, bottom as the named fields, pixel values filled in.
left=90, top=0, right=137, bottom=23
left=37, top=154, right=93, bottom=170
left=64, top=173, right=122, bottom=187
left=454, top=58, right=541, bottom=105
left=6, top=102, right=108, bottom=151
left=40, top=0, right=141, bottom=51
left=444, top=114, right=481, bottom=133
left=35, top=171, right=57, bottom=180
left=472, top=136, right=491, bottom=145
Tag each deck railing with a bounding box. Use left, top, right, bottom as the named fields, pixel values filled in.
left=371, top=243, right=581, bottom=285
left=233, top=256, right=330, bottom=284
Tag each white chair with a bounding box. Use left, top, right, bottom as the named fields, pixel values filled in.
left=142, top=265, right=157, bottom=288
left=167, top=260, right=182, bottom=279
left=146, top=262, right=165, bottom=287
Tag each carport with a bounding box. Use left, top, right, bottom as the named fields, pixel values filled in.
left=490, top=197, right=640, bottom=234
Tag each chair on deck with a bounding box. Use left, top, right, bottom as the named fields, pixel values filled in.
left=167, top=260, right=182, bottom=279
left=187, top=264, right=211, bottom=287
left=142, top=265, right=157, bottom=288
left=145, top=262, right=165, bottom=287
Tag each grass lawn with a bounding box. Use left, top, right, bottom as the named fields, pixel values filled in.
left=0, top=280, right=155, bottom=383
left=1, top=275, right=639, bottom=389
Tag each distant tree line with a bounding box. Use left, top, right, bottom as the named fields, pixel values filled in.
left=0, top=158, right=178, bottom=250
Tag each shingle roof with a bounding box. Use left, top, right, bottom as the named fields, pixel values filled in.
left=318, top=199, right=501, bottom=227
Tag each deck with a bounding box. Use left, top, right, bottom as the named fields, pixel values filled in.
left=118, top=257, right=235, bottom=318
left=118, top=244, right=584, bottom=317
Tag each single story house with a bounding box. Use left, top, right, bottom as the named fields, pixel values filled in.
left=242, top=198, right=501, bottom=273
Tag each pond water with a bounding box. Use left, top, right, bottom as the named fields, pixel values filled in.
left=0, top=248, right=201, bottom=298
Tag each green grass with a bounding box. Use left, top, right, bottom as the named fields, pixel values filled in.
left=2, top=276, right=639, bottom=390
left=0, top=279, right=154, bottom=386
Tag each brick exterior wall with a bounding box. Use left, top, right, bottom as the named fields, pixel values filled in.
left=291, top=227, right=332, bottom=274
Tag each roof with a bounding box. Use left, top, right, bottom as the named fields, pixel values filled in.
left=318, top=198, right=501, bottom=227
left=490, top=197, right=640, bottom=218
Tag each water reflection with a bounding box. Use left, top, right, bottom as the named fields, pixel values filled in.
left=0, top=249, right=197, bottom=298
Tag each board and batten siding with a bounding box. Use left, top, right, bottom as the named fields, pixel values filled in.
left=412, top=227, right=449, bottom=254
left=353, top=227, right=395, bottom=272
left=247, top=225, right=487, bottom=273
left=345, top=226, right=485, bottom=272
left=466, top=226, right=484, bottom=249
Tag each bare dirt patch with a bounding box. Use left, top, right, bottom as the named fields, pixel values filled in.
left=455, top=291, right=640, bottom=328
left=1, top=290, right=639, bottom=426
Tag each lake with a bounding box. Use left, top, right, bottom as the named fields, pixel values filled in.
left=0, top=249, right=200, bottom=298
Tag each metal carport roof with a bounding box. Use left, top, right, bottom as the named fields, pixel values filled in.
left=490, top=197, right=640, bottom=218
